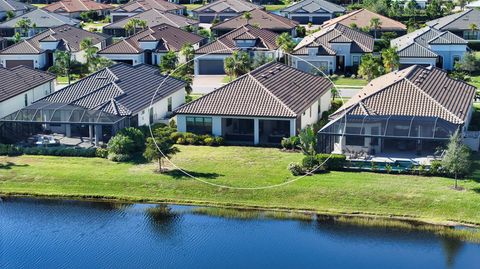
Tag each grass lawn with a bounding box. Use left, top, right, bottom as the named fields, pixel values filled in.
left=331, top=77, right=368, bottom=87
left=32, top=4, right=47, bottom=8
left=82, top=22, right=109, bottom=32
left=264, top=5, right=288, bottom=11
left=56, top=76, right=79, bottom=84
left=183, top=4, right=202, bottom=10
left=222, top=75, right=235, bottom=83
left=2, top=145, right=480, bottom=225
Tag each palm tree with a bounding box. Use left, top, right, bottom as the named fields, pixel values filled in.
left=275, top=33, right=295, bottom=65
left=224, top=51, right=251, bottom=80
left=369, top=17, right=382, bottom=40
left=243, top=11, right=252, bottom=25
left=15, top=18, right=31, bottom=37
left=6, top=10, right=15, bottom=21
left=80, top=38, right=99, bottom=72
left=358, top=54, right=384, bottom=81
left=123, top=18, right=147, bottom=36
left=381, top=47, right=400, bottom=73
left=469, top=23, right=478, bottom=40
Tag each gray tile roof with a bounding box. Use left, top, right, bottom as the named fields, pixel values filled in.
left=99, top=23, right=204, bottom=54
left=280, top=0, right=345, bottom=14
left=0, top=0, right=35, bottom=12
left=112, top=0, right=185, bottom=13
left=331, top=65, right=476, bottom=124
left=193, top=0, right=262, bottom=13
left=39, top=63, right=186, bottom=116
left=104, top=9, right=198, bottom=30
left=211, top=8, right=298, bottom=32
left=43, top=0, right=112, bottom=13
left=427, top=8, right=480, bottom=31
left=196, top=25, right=279, bottom=54
left=322, top=8, right=406, bottom=31
left=294, top=23, right=373, bottom=55
left=0, top=65, right=55, bottom=102
left=0, top=25, right=109, bottom=55
left=0, top=9, right=79, bottom=29
left=391, top=26, right=467, bottom=58
left=175, top=62, right=332, bottom=118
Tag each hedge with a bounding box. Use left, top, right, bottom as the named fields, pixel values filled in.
left=0, top=143, right=104, bottom=158
left=316, top=154, right=347, bottom=171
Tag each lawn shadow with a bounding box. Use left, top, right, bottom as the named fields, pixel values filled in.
left=163, top=169, right=223, bottom=180
left=0, top=162, right=29, bottom=169
left=471, top=187, right=480, bottom=194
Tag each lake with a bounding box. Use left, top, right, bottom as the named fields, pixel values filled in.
left=1, top=198, right=479, bottom=269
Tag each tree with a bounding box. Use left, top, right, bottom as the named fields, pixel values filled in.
left=13, top=32, right=21, bottom=43
left=275, top=33, right=295, bottom=65
left=358, top=54, right=384, bottom=81
left=242, top=11, right=252, bottom=25
left=15, top=18, right=31, bottom=37
left=442, top=130, right=471, bottom=189
left=170, top=43, right=195, bottom=95
left=297, top=126, right=317, bottom=157
left=381, top=47, right=399, bottom=73
left=457, top=0, right=468, bottom=10
left=90, top=57, right=114, bottom=72
left=48, top=51, right=72, bottom=84
left=123, top=18, right=147, bottom=36
left=454, top=52, right=479, bottom=75
left=143, top=127, right=179, bottom=172
left=80, top=37, right=99, bottom=73
left=369, top=17, right=382, bottom=39
left=6, top=10, right=15, bottom=21
left=405, top=0, right=419, bottom=23
left=159, top=51, right=178, bottom=74
left=469, top=23, right=478, bottom=40
left=426, top=0, right=443, bottom=19
left=223, top=51, right=251, bottom=80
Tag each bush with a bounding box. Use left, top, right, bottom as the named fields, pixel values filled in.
left=95, top=147, right=108, bottom=158
left=316, top=154, right=346, bottom=170
left=204, top=137, right=215, bottom=146
left=107, top=134, right=135, bottom=156
left=117, top=127, right=145, bottom=152
left=288, top=162, right=305, bottom=176
left=176, top=137, right=187, bottom=145
left=429, top=161, right=445, bottom=176
left=107, top=153, right=131, bottom=162
left=23, top=147, right=96, bottom=157
left=214, top=136, right=224, bottom=146
left=302, top=155, right=318, bottom=170
left=170, top=132, right=184, bottom=142
left=0, top=144, right=22, bottom=156
left=281, top=136, right=299, bottom=150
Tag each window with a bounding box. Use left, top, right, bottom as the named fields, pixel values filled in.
left=167, top=97, right=172, bottom=112
left=353, top=56, right=360, bottom=66
left=186, top=117, right=212, bottom=134
left=24, top=94, right=28, bottom=107
left=345, top=127, right=364, bottom=146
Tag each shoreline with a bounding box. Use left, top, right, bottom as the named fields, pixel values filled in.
left=2, top=191, right=479, bottom=229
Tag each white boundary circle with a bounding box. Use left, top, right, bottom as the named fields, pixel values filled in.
left=148, top=47, right=348, bottom=190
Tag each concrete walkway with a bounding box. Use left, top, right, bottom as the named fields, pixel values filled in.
left=192, top=75, right=226, bottom=94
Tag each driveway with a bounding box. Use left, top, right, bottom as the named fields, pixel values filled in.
left=192, top=75, right=226, bottom=94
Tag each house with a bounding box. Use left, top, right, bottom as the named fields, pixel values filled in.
left=110, top=0, right=186, bottom=22
left=43, top=0, right=113, bottom=19
left=317, top=65, right=477, bottom=157
left=0, top=25, right=110, bottom=69
left=98, top=23, right=205, bottom=66
left=194, top=25, right=280, bottom=75
left=0, top=63, right=186, bottom=145
left=0, top=36, right=6, bottom=50
left=0, top=9, right=80, bottom=39
left=391, top=26, right=468, bottom=71
left=175, top=62, right=332, bottom=145
left=426, top=9, right=480, bottom=41
left=466, top=0, right=480, bottom=8
left=192, top=0, right=263, bottom=23
left=322, top=9, right=407, bottom=38
left=393, top=0, right=427, bottom=9
left=279, top=0, right=345, bottom=25
left=210, top=8, right=299, bottom=37
left=0, top=65, right=55, bottom=118
left=0, top=0, right=35, bottom=21
left=103, top=9, right=199, bottom=38
left=292, top=23, right=374, bottom=74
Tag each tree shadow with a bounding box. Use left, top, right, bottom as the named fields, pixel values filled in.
left=471, top=187, right=480, bottom=194
left=0, top=162, right=29, bottom=169
left=163, top=169, right=223, bottom=180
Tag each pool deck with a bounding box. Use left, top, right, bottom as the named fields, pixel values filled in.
left=348, top=152, right=439, bottom=165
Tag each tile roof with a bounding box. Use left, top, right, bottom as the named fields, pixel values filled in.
left=104, top=9, right=198, bottom=30
left=0, top=65, right=55, bottom=102
left=391, top=26, right=467, bottom=58
left=193, top=0, right=262, bottom=13
left=196, top=25, right=279, bottom=54
left=99, top=23, right=204, bottom=54
left=211, top=9, right=298, bottom=32
left=0, top=25, right=108, bottom=54
left=426, top=8, right=480, bottom=31
left=0, top=0, right=34, bottom=12
left=39, top=63, right=186, bottom=116
left=322, top=8, right=406, bottom=31
left=280, top=0, right=345, bottom=14
left=43, top=0, right=112, bottom=13
left=175, top=62, right=332, bottom=118
left=113, top=0, right=184, bottom=13
left=0, top=9, right=79, bottom=28
left=331, top=65, right=476, bottom=124
left=293, top=23, right=373, bottom=55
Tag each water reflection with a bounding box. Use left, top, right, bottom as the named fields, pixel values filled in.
left=145, top=205, right=182, bottom=238
left=441, top=238, right=464, bottom=268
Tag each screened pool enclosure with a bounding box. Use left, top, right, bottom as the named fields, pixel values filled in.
left=317, top=114, right=461, bottom=156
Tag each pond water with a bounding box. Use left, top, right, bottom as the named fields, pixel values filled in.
left=1, top=198, right=480, bottom=269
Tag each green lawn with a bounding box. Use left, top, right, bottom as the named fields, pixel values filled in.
left=183, top=4, right=202, bottom=11
left=331, top=77, right=368, bottom=87
left=32, top=4, right=47, bottom=8
left=56, top=76, right=79, bottom=85
left=1, top=145, right=480, bottom=225
left=82, top=22, right=109, bottom=32
left=222, top=75, right=235, bottom=83
left=264, top=5, right=288, bottom=12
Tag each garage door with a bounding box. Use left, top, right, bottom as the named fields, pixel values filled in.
left=311, top=16, right=329, bottom=24
left=297, top=61, right=328, bottom=74
left=5, top=60, right=34, bottom=68
left=112, top=15, right=129, bottom=22
left=198, top=59, right=225, bottom=75
left=291, top=16, right=309, bottom=24
left=199, top=15, right=216, bottom=23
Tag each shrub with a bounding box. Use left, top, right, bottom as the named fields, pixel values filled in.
left=23, top=147, right=96, bottom=157
left=316, top=154, right=346, bottom=170
left=95, top=147, right=108, bottom=158
left=204, top=137, right=215, bottom=146
left=0, top=144, right=22, bottom=156
left=117, top=127, right=145, bottom=152
left=288, top=162, right=305, bottom=176
left=185, top=136, right=198, bottom=145
left=170, top=132, right=184, bottom=142
left=429, top=161, right=444, bottom=176
left=302, top=155, right=318, bottom=170
left=385, top=164, right=392, bottom=174
left=176, top=137, right=187, bottom=145
left=107, top=134, right=135, bottom=156
left=281, top=136, right=299, bottom=150
left=214, top=136, right=225, bottom=146
left=107, top=153, right=131, bottom=162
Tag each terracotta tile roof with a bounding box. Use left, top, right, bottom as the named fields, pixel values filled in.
left=322, top=8, right=406, bottom=31
left=193, top=0, right=262, bottom=13
left=0, top=65, right=55, bottom=102
left=427, top=8, right=480, bottom=31
left=104, top=9, right=198, bottom=30
left=0, top=9, right=79, bottom=29
left=196, top=25, right=279, bottom=54
left=0, top=25, right=108, bottom=54
left=211, top=9, right=298, bottom=32
left=293, top=23, right=373, bottom=55
left=43, top=0, right=112, bottom=13
left=331, top=65, right=476, bottom=124
left=99, top=23, right=204, bottom=54
left=175, top=62, right=332, bottom=118
left=113, top=0, right=184, bottom=13
left=281, top=0, right=345, bottom=14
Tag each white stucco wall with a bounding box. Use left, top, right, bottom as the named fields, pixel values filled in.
left=137, top=88, right=185, bottom=126
left=0, top=80, right=54, bottom=118
left=0, top=53, right=45, bottom=69
left=399, top=57, right=437, bottom=67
